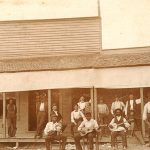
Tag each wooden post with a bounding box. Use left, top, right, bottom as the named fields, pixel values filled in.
left=48, top=89, right=51, bottom=121
left=2, top=92, right=6, bottom=138
left=94, top=88, right=98, bottom=120
left=90, top=87, right=94, bottom=118
left=140, top=88, right=145, bottom=137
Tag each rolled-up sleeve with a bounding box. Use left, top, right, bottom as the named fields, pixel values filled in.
left=78, top=121, right=84, bottom=131
left=123, top=118, right=130, bottom=128
left=44, top=123, right=49, bottom=135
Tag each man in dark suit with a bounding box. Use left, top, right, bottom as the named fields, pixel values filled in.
left=50, top=104, right=67, bottom=132
left=35, top=92, right=48, bottom=138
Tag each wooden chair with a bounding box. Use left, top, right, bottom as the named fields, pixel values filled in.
left=82, top=132, right=99, bottom=150
left=50, top=139, right=63, bottom=150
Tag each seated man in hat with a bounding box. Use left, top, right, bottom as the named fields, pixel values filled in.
left=74, top=112, right=99, bottom=150
left=109, top=108, right=130, bottom=150
left=44, top=114, right=67, bottom=150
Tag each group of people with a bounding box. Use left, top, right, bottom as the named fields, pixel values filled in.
left=42, top=93, right=145, bottom=150
left=6, top=92, right=150, bottom=150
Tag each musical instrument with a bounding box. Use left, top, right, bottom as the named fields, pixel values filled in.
left=79, top=124, right=107, bottom=136
left=108, top=122, right=125, bottom=131
left=79, top=128, right=94, bottom=136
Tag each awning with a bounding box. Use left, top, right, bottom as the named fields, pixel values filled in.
left=0, top=66, right=150, bottom=92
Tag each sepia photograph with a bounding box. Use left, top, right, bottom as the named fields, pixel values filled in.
left=0, top=0, right=150, bottom=149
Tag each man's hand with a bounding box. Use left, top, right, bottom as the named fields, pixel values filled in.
left=109, top=125, right=113, bottom=129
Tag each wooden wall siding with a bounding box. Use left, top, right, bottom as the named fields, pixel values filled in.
left=0, top=17, right=101, bottom=59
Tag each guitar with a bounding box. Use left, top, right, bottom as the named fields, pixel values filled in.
left=79, top=124, right=107, bottom=136
left=108, top=122, right=126, bottom=131
left=79, top=128, right=94, bottom=136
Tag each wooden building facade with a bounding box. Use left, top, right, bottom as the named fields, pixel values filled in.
left=0, top=15, right=150, bottom=146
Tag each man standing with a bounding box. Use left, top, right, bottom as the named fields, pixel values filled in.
left=143, top=96, right=150, bottom=147
left=44, top=114, right=67, bottom=150
left=35, top=92, right=48, bottom=138
left=109, top=109, right=130, bottom=150
left=97, top=97, right=109, bottom=135
left=111, top=95, right=125, bottom=115
left=74, top=112, right=99, bottom=150
left=7, top=98, right=17, bottom=137
left=125, top=94, right=141, bottom=135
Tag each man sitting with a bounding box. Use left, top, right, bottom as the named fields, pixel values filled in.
left=44, top=114, right=66, bottom=150
left=109, top=108, right=130, bottom=150
left=74, top=112, right=99, bottom=150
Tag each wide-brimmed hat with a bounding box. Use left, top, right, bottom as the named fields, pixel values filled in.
left=114, top=108, right=122, bottom=114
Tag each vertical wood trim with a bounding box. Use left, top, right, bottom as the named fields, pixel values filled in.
left=90, top=87, right=94, bottom=118
left=2, top=92, right=6, bottom=138
left=48, top=90, right=51, bottom=121
left=140, top=88, right=145, bottom=137
left=16, top=92, right=20, bottom=121
left=94, top=88, right=98, bottom=120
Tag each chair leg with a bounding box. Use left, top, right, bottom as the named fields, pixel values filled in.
left=82, top=138, right=86, bottom=150
left=50, top=142, right=52, bottom=150
left=59, top=140, right=62, bottom=150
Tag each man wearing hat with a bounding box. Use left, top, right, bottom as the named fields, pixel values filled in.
left=44, top=114, right=67, bottom=150
left=35, top=92, right=48, bottom=138
left=109, top=108, right=130, bottom=150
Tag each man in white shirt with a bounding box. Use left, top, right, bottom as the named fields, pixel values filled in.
left=143, top=96, right=150, bottom=147
left=71, top=104, right=85, bottom=136
left=97, top=97, right=109, bottom=136
left=74, top=112, right=99, bottom=150
left=109, top=109, right=130, bottom=150
left=44, top=114, right=66, bottom=150
left=111, top=95, right=125, bottom=115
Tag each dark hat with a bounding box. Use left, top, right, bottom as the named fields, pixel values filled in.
left=114, top=108, right=122, bottom=114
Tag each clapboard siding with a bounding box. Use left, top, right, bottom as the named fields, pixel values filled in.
left=0, top=17, right=101, bottom=59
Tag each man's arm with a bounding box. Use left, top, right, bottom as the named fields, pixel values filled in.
left=79, top=111, right=86, bottom=120
left=123, top=118, right=130, bottom=129
left=44, top=123, right=49, bottom=135
left=111, top=103, right=114, bottom=115
left=121, top=102, right=126, bottom=112
left=125, top=101, right=128, bottom=116
left=78, top=121, right=85, bottom=131
left=94, top=120, right=99, bottom=130
left=71, top=112, right=75, bottom=123
left=143, top=104, right=148, bottom=121
left=106, top=104, right=109, bottom=115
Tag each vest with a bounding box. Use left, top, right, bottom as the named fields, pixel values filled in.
left=127, top=100, right=136, bottom=116
left=114, top=116, right=125, bottom=128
